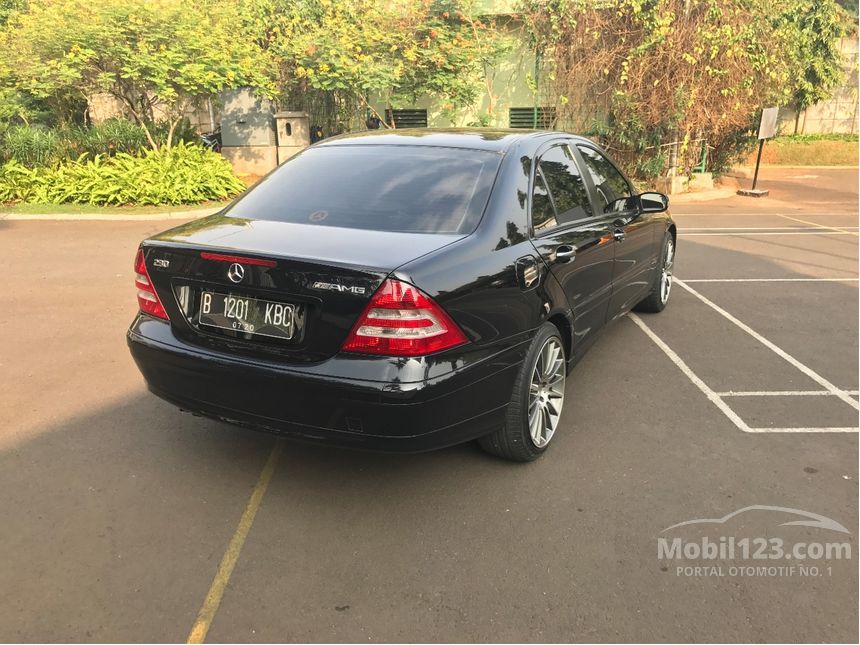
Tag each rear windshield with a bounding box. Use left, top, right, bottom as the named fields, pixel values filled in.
left=226, top=145, right=501, bottom=234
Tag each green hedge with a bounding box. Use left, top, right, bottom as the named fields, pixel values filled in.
left=0, top=142, right=245, bottom=205
left=0, top=120, right=199, bottom=167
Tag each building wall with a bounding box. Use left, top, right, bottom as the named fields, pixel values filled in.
left=369, top=26, right=857, bottom=138
left=369, top=17, right=541, bottom=130
left=87, top=92, right=216, bottom=133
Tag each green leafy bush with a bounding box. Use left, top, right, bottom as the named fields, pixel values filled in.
left=0, top=141, right=245, bottom=205
left=0, top=119, right=200, bottom=166
left=0, top=125, right=63, bottom=166
left=63, top=119, right=150, bottom=158
left=149, top=119, right=199, bottom=149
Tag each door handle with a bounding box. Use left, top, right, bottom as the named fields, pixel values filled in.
left=613, top=228, right=627, bottom=242
left=555, top=244, right=577, bottom=262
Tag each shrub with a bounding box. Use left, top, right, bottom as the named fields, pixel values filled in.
left=0, top=125, right=63, bottom=166
left=149, top=119, right=199, bottom=150
left=63, top=119, right=150, bottom=158
left=0, top=141, right=245, bottom=205
left=0, top=119, right=201, bottom=165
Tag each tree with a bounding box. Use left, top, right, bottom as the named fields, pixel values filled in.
left=519, top=0, right=850, bottom=177
left=776, top=0, right=849, bottom=117
left=0, top=0, right=26, bottom=26
left=238, top=0, right=509, bottom=127
left=1, top=0, right=277, bottom=148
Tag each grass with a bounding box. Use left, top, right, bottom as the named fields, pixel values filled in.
left=776, top=133, right=858, bottom=143
left=744, top=137, right=858, bottom=166
left=0, top=200, right=226, bottom=215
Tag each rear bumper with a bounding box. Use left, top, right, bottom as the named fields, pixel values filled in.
left=127, top=315, right=526, bottom=452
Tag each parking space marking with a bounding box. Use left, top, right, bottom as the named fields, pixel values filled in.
left=675, top=279, right=860, bottom=412
left=674, top=212, right=858, bottom=216
left=745, top=426, right=858, bottom=433
left=680, top=231, right=853, bottom=236
left=630, top=314, right=859, bottom=434
left=778, top=213, right=860, bottom=237
left=682, top=278, right=858, bottom=283
left=629, top=313, right=751, bottom=432
left=186, top=439, right=284, bottom=644
left=682, top=226, right=860, bottom=231
left=717, top=390, right=860, bottom=397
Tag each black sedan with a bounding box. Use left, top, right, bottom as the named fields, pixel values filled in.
left=128, top=128, right=675, bottom=461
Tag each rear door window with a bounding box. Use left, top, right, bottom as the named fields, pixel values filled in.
left=530, top=144, right=592, bottom=234
left=227, top=145, right=501, bottom=234
left=531, top=170, right=557, bottom=233
left=576, top=145, right=634, bottom=214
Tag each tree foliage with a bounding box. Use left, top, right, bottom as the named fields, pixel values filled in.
left=519, top=0, right=850, bottom=177
left=238, top=0, right=510, bottom=126
left=778, top=0, right=848, bottom=111
left=1, top=0, right=277, bottom=148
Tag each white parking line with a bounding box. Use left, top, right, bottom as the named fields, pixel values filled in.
left=680, top=231, right=853, bottom=236
left=681, top=278, right=858, bottom=283
left=682, top=226, right=860, bottom=231
left=745, top=426, right=858, bottom=433
left=778, top=213, right=860, bottom=237
left=675, top=279, right=860, bottom=412
left=673, top=212, right=858, bottom=217
left=628, top=313, right=751, bottom=432
left=629, top=314, right=859, bottom=434
left=717, top=390, right=860, bottom=397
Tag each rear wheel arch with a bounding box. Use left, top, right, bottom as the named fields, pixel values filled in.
left=547, top=311, right=573, bottom=363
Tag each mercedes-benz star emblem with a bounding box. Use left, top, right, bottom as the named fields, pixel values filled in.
left=227, top=263, right=245, bottom=283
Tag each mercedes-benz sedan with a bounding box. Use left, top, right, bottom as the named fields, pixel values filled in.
left=128, top=129, right=675, bottom=461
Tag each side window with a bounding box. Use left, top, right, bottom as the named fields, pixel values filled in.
left=577, top=145, right=633, bottom=214
left=531, top=170, right=557, bottom=232
left=535, top=145, right=592, bottom=229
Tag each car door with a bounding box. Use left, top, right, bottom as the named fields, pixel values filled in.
left=576, top=144, right=655, bottom=319
left=528, top=143, right=615, bottom=350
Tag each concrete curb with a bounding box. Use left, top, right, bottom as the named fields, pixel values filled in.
left=669, top=174, right=741, bottom=203
left=670, top=187, right=738, bottom=203
left=0, top=206, right=221, bottom=221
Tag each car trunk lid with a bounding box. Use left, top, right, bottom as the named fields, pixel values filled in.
left=141, top=215, right=466, bottom=363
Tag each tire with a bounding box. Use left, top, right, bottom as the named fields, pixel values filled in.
left=634, top=231, right=675, bottom=313
left=479, top=322, right=567, bottom=462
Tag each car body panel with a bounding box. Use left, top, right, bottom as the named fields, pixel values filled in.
left=149, top=213, right=468, bottom=270
left=128, top=128, right=674, bottom=452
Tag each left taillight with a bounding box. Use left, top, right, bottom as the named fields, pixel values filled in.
left=134, top=248, right=169, bottom=320
left=341, top=278, right=468, bottom=357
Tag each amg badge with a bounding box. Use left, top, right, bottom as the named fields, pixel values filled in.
left=312, top=281, right=366, bottom=295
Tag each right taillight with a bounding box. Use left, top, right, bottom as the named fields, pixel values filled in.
left=341, top=278, right=468, bottom=357
left=134, top=248, right=169, bottom=320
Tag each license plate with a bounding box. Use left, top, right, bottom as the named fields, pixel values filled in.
left=198, top=291, right=295, bottom=340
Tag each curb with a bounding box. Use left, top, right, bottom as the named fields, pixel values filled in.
left=670, top=187, right=738, bottom=203
left=0, top=206, right=221, bottom=222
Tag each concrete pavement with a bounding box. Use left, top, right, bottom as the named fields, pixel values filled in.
left=0, top=168, right=857, bottom=642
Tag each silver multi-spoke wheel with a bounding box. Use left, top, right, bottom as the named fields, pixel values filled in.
left=660, top=238, right=674, bottom=304
left=527, top=337, right=566, bottom=448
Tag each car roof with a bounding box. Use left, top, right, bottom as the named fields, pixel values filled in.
left=315, top=127, right=591, bottom=153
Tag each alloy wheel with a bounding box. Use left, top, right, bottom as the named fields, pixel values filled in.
left=527, top=337, right=565, bottom=448
left=660, top=238, right=675, bottom=304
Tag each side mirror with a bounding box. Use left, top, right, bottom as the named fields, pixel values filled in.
left=639, top=192, right=669, bottom=214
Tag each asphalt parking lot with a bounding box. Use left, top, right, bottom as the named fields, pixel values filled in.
left=1, top=167, right=857, bottom=643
